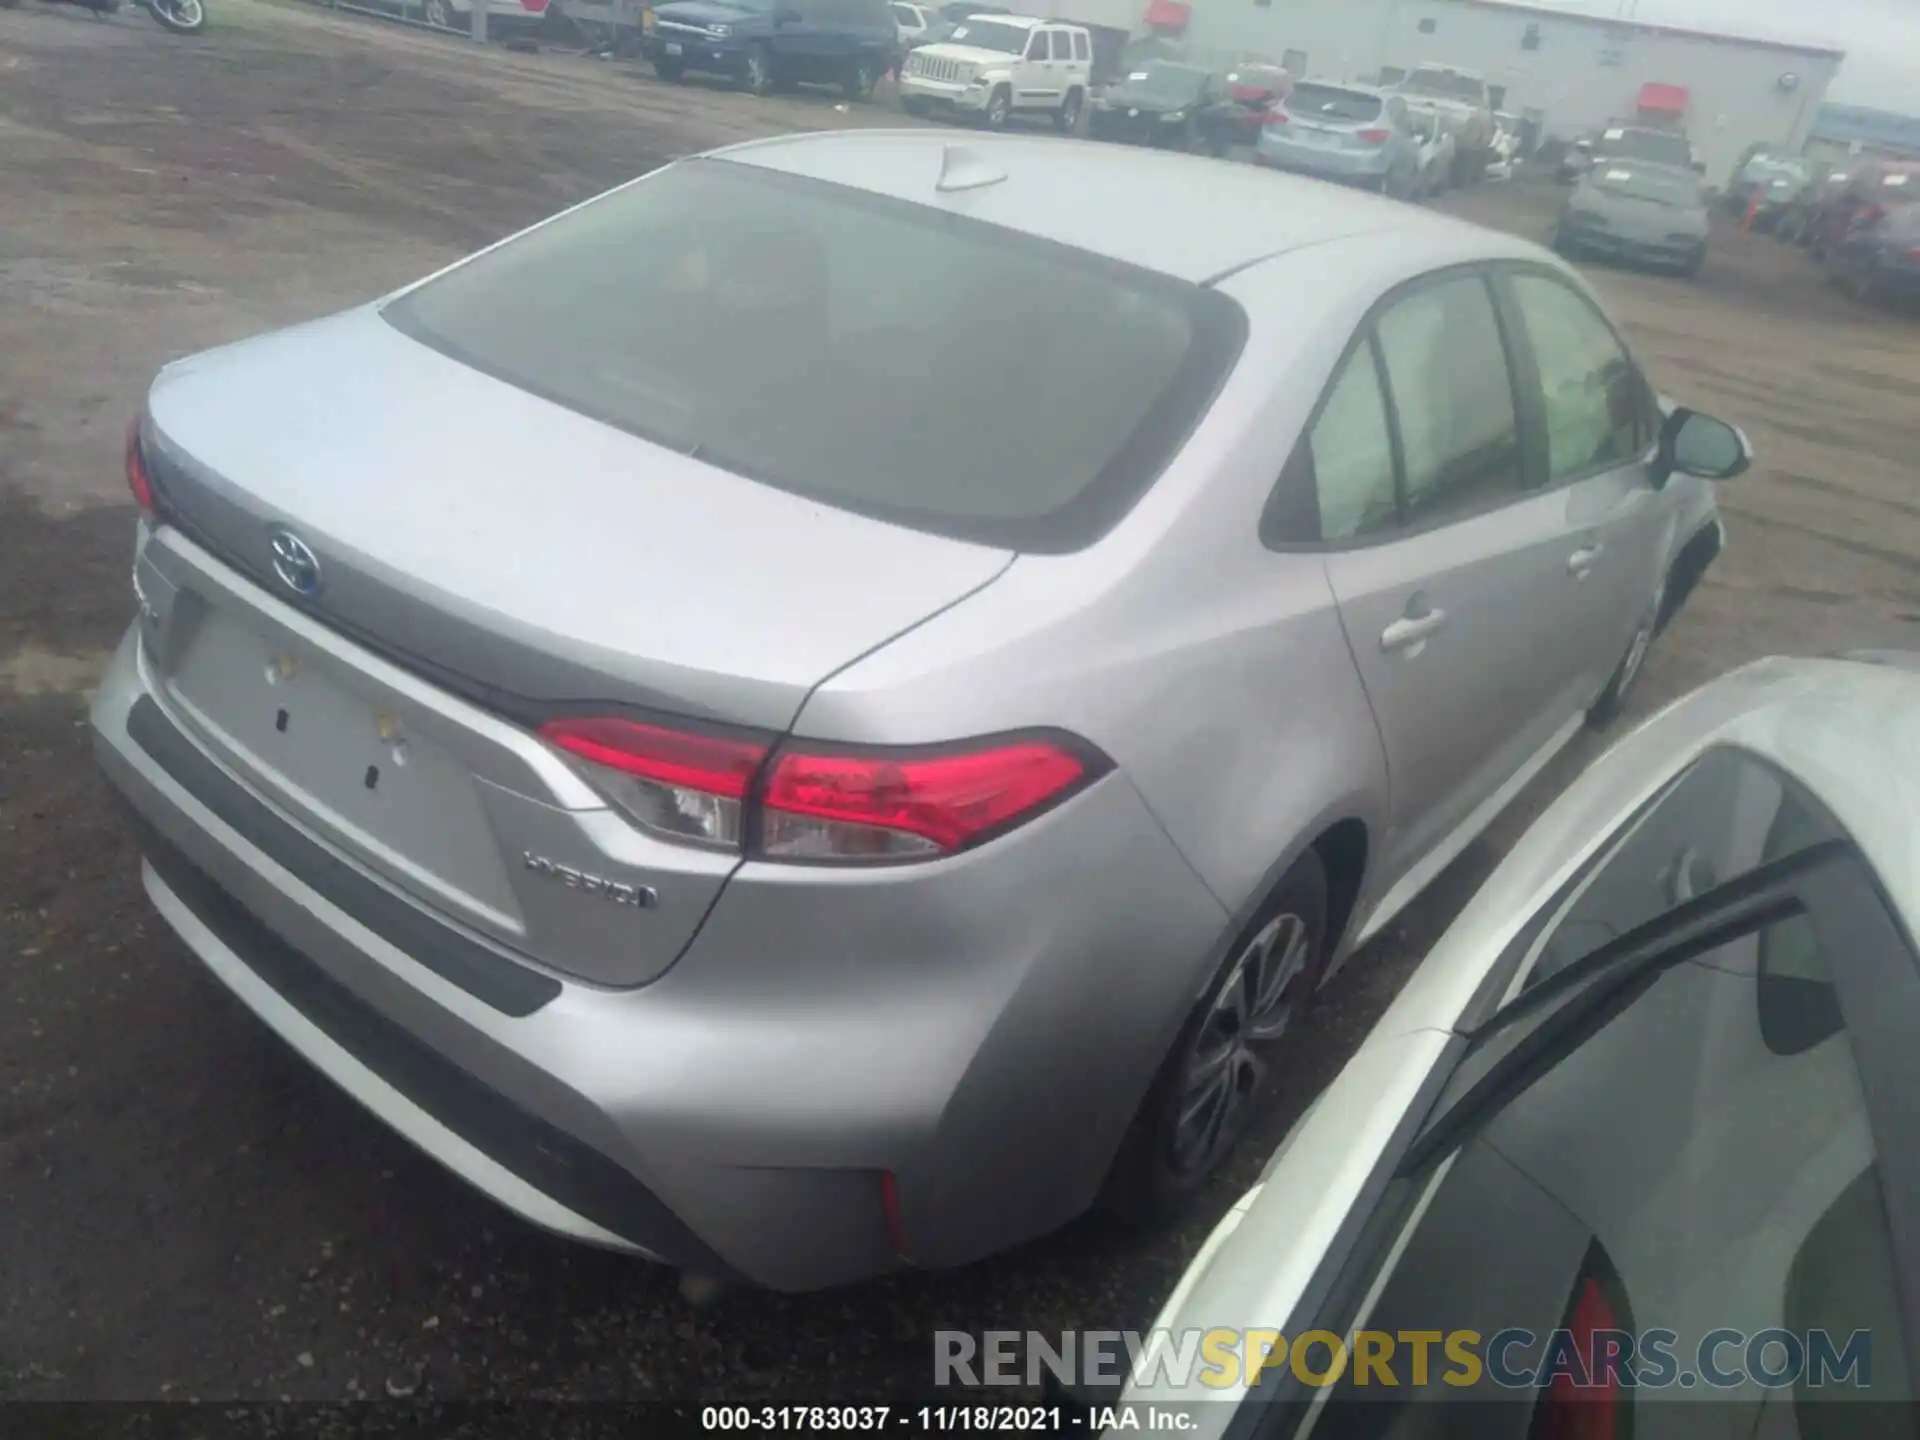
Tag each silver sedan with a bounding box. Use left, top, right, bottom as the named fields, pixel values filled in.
left=92, top=130, right=1748, bottom=1293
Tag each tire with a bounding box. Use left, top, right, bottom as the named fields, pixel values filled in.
left=1589, top=575, right=1665, bottom=729
left=983, top=84, right=1011, bottom=129
left=843, top=59, right=878, bottom=101
left=147, top=0, right=206, bottom=31
left=742, top=43, right=774, bottom=96
left=1678, top=252, right=1705, bottom=280
left=654, top=57, right=685, bottom=81
left=902, top=96, right=928, bottom=118
left=1054, top=87, right=1082, bottom=134
left=1097, top=850, right=1330, bottom=1226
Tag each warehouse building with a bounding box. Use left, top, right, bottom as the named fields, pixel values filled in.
left=1147, top=0, right=1844, bottom=183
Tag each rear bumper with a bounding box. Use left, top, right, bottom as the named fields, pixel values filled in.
left=92, top=624, right=1226, bottom=1290
left=1253, top=137, right=1390, bottom=181
left=1087, top=113, right=1185, bottom=145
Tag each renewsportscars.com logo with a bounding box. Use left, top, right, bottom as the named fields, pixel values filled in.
left=934, top=1328, right=1879, bottom=1392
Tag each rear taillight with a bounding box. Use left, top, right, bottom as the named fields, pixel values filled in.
left=125, top=417, right=155, bottom=517
left=539, top=717, right=765, bottom=850
left=539, top=719, right=1105, bottom=863
left=1263, top=106, right=1289, bottom=127
left=759, top=737, right=1095, bottom=860
left=1356, top=126, right=1390, bottom=143
left=1907, top=246, right=1920, bottom=262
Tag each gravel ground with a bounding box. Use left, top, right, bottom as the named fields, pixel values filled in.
left=2, top=0, right=1917, bottom=1406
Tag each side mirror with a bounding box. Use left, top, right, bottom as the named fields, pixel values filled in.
left=1659, top=408, right=1753, bottom=483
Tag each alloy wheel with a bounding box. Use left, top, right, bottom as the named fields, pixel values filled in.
left=1170, top=912, right=1313, bottom=1175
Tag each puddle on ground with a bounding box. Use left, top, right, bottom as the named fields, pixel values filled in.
left=0, top=647, right=112, bottom=697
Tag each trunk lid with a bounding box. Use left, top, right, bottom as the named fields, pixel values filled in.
left=139, top=308, right=1012, bottom=987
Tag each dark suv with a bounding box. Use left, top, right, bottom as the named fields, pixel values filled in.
left=646, top=0, right=896, bottom=98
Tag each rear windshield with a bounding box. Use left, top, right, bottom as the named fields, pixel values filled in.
left=1119, top=63, right=1208, bottom=101
left=1598, top=127, right=1692, bottom=167
left=1403, top=68, right=1482, bottom=101
left=383, top=159, right=1243, bottom=552
left=1290, top=83, right=1382, bottom=122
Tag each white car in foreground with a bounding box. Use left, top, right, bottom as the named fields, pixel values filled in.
left=1103, top=652, right=1920, bottom=1435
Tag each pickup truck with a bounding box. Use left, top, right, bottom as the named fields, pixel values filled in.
left=1396, top=62, right=1493, bottom=185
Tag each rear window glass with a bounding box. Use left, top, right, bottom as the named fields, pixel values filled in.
left=1290, top=83, right=1382, bottom=122
left=383, top=159, right=1243, bottom=552
left=1593, top=165, right=1702, bottom=206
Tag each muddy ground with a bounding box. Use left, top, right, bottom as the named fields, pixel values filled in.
left=2, top=0, right=1917, bottom=1404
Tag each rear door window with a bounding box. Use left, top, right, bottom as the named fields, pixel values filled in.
left=1304, top=341, right=1398, bottom=542
left=382, top=158, right=1244, bottom=552
left=1049, top=29, right=1071, bottom=59
left=1072, top=29, right=1088, bottom=60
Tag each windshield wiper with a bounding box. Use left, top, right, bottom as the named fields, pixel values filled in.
left=1397, top=840, right=1849, bottom=1175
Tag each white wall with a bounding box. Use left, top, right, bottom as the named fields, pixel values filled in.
left=1177, top=0, right=1841, bottom=183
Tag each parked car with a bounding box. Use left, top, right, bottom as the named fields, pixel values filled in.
left=358, top=0, right=550, bottom=35
left=644, top=0, right=895, bottom=98
left=1255, top=79, right=1423, bottom=199
left=1724, top=152, right=1817, bottom=231
left=1810, top=160, right=1920, bottom=259
left=1406, top=108, right=1456, bottom=198
left=1825, top=201, right=1920, bottom=306
left=1555, top=160, right=1711, bottom=276
left=1396, top=62, right=1494, bottom=184
left=94, top=130, right=1746, bottom=1294
left=1221, top=61, right=1291, bottom=149
left=897, top=13, right=1090, bottom=130
left=1110, top=649, right=1920, bottom=1440
left=1086, top=62, right=1235, bottom=153
left=889, top=0, right=948, bottom=54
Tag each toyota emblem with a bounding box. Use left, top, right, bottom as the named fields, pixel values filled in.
left=267, top=528, right=322, bottom=598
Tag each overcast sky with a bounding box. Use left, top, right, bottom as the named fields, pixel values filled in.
left=1538, top=0, right=1920, bottom=110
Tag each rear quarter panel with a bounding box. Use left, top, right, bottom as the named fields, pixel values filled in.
left=791, top=236, right=1473, bottom=965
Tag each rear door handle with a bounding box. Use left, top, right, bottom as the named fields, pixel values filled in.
left=1381, top=608, right=1447, bottom=653
left=1568, top=543, right=1603, bottom=578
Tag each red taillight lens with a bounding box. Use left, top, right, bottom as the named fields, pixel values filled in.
left=1528, top=1277, right=1620, bottom=1440
left=1263, top=106, right=1290, bottom=127
left=539, top=717, right=768, bottom=850
left=539, top=720, right=1105, bottom=862
left=125, top=418, right=155, bottom=517
left=758, top=736, right=1097, bottom=860
left=1357, top=126, right=1390, bottom=143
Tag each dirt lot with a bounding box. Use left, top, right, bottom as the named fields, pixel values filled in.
left=2, top=0, right=1917, bottom=1405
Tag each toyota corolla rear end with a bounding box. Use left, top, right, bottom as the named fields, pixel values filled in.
left=90, top=150, right=1239, bottom=1290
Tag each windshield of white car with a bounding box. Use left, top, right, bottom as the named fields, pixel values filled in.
left=1289, top=83, right=1382, bottom=122
left=382, top=158, right=1245, bottom=553
left=1592, top=165, right=1702, bottom=206
left=945, top=19, right=1027, bottom=52
left=1403, top=68, right=1482, bottom=100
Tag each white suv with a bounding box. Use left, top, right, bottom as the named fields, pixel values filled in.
left=898, top=13, right=1092, bottom=130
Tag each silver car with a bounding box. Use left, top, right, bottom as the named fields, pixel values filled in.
left=91, top=131, right=1750, bottom=1294
left=1255, top=79, right=1423, bottom=198
left=1556, top=160, right=1712, bottom=276
left=1120, top=651, right=1920, bottom=1433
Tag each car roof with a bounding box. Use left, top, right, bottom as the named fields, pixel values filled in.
left=1296, top=77, right=1388, bottom=96
left=952, top=11, right=1044, bottom=26
left=708, top=130, right=1479, bottom=283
